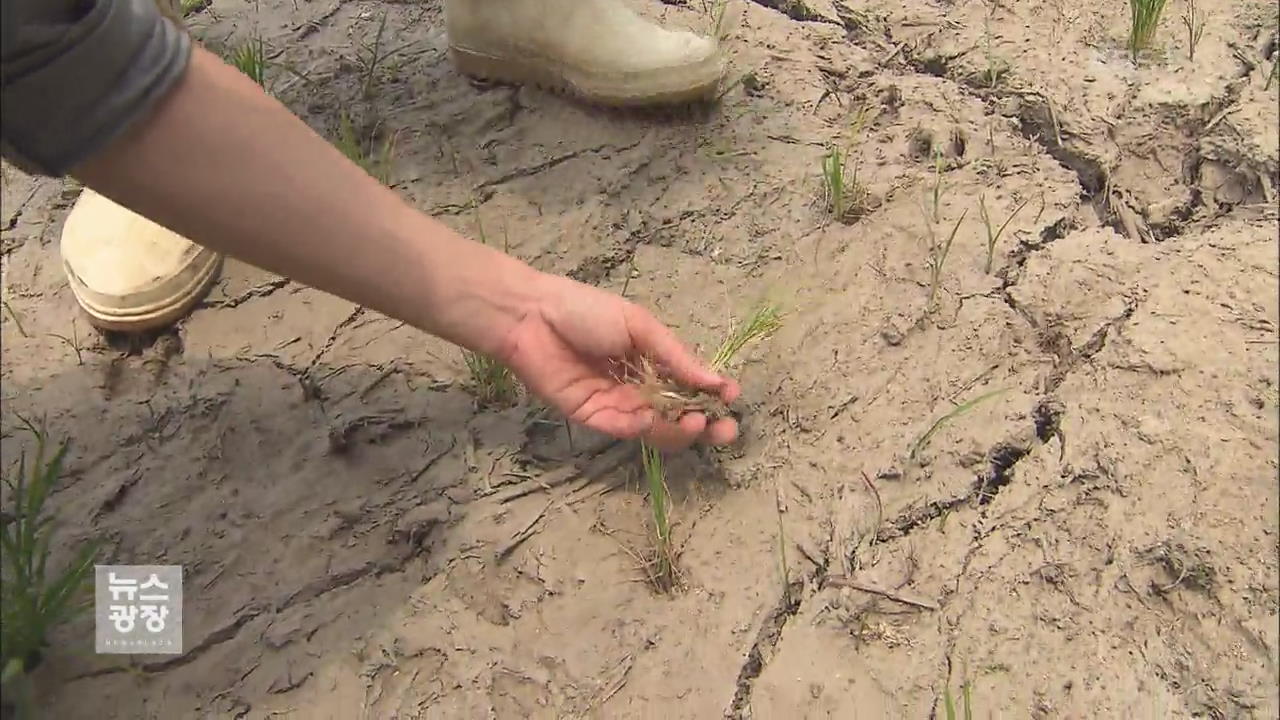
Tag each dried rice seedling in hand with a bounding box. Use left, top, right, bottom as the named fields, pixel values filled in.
left=613, top=356, right=732, bottom=422
left=613, top=301, right=782, bottom=421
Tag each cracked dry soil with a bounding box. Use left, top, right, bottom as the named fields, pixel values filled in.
left=2, top=0, right=1278, bottom=717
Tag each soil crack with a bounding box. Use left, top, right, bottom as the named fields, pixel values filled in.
left=878, top=398, right=1065, bottom=541
left=200, top=278, right=291, bottom=310
left=475, top=141, right=640, bottom=192
left=746, top=0, right=842, bottom=26
left=725, top=583, right=805, bottom=719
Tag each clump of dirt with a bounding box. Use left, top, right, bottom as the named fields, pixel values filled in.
left=1142, top=540, right=1219, bottom=596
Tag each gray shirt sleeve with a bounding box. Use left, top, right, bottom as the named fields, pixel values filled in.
left=0, top=0, right=191, bottom=177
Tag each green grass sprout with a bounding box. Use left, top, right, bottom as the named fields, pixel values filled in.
left=775, top=483, right=791, bottom=603
left=462, top=351, right=519, bottom=407
left=909, top=388, right=1008, bottom=462
left=702, top=0, right=732, bottom=40
left=980, top=6, right=1010, bottom=87
left=712, top=300, right=784, bottom=371
left=229, top=36, right=267, bottom=88
left=336, top=112, right=397, bottom=185
left=1, top=299, right=28, bottom=338
left=821, top=104, right=877, bottom=224
left=979, top=194, right=1032, bottom=274
left=1, top=418, right=100, bottom=690
left=931, top=148, right=947, bottom=223
left=1129, top=0, right=1169, bottom=62
left=926, top=209, right=968, bottom=314
left=641, top=442, right=677, bottom=592
left=459, top=212, right=519, bottom=407
left=822, top=146, right=854, bottom=222
left=942, top=676, right=975, bottom=720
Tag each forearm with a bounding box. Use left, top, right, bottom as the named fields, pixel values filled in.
left=72, top=45, right=540, bottom=356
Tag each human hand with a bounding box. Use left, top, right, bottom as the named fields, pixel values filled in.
left=495, top=273, right=740, bottom=450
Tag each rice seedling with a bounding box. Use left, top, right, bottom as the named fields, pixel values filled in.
left=942, top=678, right=975, bottom=720
left=930, top=148, right=946, bottom=223
left=822, top=147, right=846, bottom=216
left=1, top=299, right=27, bottom=338
left=908, top=388, right=1007, bottom=462
left=978, top=58, right=1010, bottom=89
left=334, top=112, right=366, bottom=175
left=229, top=36, right=267, bottom=88
left=848, top=101, right=878, bottom=138
left=354, top=12, right=415, bottom=100
left=462, top=351, right=519, bottom=407
left=978, top=194, right=1032, bottom=274
left=925, top=209, right=968, bottom=315
left=701, top=0, right=733, bottom=40
left=46, top=318, right=85, bottom=366
left=640, top=442, right=678, bottom=591
left=335, top=112, right=397, bottom=185
left=1128, top=0, right=1169, bottom=62
left=1, top=418, right=100, bottom=690
left=711, top=299, right=784, bottom=371
left=824, top=145, right=870, bottom=223
left=359, top=13, right=391, bottom=99
left=460, top=213, right=519, bottom=407
left=1181, top=0, right=1206, bottom=61
left=821, top=105, right=879, bottom=224
left=774, top=482, right=793, bottom=604
left=979, top=4, right=1010, bottom=88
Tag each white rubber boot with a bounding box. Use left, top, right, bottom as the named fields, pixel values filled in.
left=60, top=189, right=222, bottom=332
left=444, top=0, right=726, bottom=106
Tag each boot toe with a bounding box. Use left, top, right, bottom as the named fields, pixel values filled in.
left=60, top=189, right=222, bottom=332
left=445, top=0, right=727, bottom=106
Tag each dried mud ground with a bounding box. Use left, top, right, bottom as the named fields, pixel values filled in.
left=2, top=0, right=1278, bottom=717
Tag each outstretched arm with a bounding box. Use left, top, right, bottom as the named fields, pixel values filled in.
left=74, top=46, right=740, bottom=446
left=1, top=1, right=738, bottom=447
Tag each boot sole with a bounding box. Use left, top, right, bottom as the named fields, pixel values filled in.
left=67, top=253, right=223, bottom=333
left=449, top=46, right=724, bottom=107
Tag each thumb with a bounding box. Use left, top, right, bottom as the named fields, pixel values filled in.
left=624, top=305, right=726, bottom=391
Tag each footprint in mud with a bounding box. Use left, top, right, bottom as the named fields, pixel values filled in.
left=907, top=126, right=935, bottom=160
left=906, top=125, right=968, bottom=165
left=98, top=326, right=185, bottom=399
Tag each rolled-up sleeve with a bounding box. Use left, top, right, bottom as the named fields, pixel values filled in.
left=0, top=0, right=191, bottom=177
